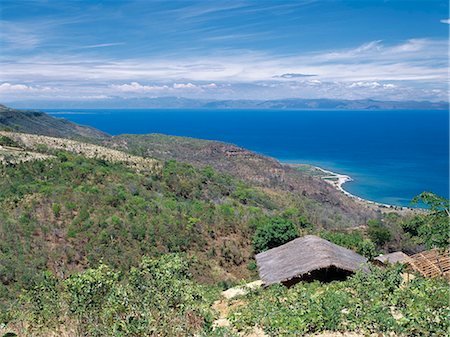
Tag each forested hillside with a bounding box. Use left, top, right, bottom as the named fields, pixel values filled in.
left=104, top=133, right=384, bottom=228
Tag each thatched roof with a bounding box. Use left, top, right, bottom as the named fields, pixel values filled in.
left=374, top=252, right=412, bottom=265
left=409, top=249, right=450, bottom=281
left=255, top=235, right=368, bottom=286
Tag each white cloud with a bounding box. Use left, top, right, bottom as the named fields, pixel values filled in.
left=349, top=81, right=382, bottom=89
left=0, top=82, right=53, bottom=92
left=202, top=83, right=217, bottom=88
left=2, top=38, right=446, bottom=84
left=111, top=82, right=169, bottom=92
left=110, top=82, right=218, bottom=94
left=0, top=20, right=41, bottom=50
left=440, top=19, right=450, bottom=24
left=173, top=82, right=198, bottom=89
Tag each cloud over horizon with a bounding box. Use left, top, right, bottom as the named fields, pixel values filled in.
left=0, top=1, right=448, bottom=105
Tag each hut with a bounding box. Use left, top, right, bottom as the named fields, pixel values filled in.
left=255, top=235, right=368, bottom=287
left=373, top=251, right=412, bottom=266
left=408, top=249, right=450, bottom=281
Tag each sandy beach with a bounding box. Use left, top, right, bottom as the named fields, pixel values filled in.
left=287, top=163, right=416, bottom=212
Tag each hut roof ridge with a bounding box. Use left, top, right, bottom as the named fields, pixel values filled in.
left=255, top=235, right=368, bottom=286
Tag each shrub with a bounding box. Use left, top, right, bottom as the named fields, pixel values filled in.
left=0, top=136, right=20, bottom=148
left=51, top=203, right=61, bottom=218
left=405, top=192, right=450, bottom=249
left=356, top=239, right=378, bottom=260
left=367, top=219, right=392, bottom=246
left=319, top=231, right=378, bottom=259
left=229, top=266, right=449, bottom=336
left=13, top=254, right=216, bottom=337
left=252, top=217, right=299, bottom=253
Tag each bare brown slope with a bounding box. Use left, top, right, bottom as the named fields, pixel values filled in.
left=105, top=134, right=380, bottom=227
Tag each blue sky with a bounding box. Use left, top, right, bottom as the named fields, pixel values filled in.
left=0, top=0, right=448, bottom=104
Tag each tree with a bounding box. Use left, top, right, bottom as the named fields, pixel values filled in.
left=367, top=219, right=391, bottom=247
left=252, top=217, right=299, bottom=253
left=405, top=192, right=450, bottom=249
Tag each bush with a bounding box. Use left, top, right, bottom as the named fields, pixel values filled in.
left=356, top=239, right=378, bottom=260
left=319, top=231, right=378, bottom=259
left=0, top=136, right=20, bottom=148
left=252, top=217, right=299, bottom=253
left=367, top=219, right=392, bottom=246
left=229, top=266, right=449, bottom=336
left=12, top=254, right=216, bottom=337
left=404, top=192, right=450, bottom=249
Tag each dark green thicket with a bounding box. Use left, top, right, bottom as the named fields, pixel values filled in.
left=319, top=230, right=378, bottom=259
left=252, top=217, right=300, bottom=253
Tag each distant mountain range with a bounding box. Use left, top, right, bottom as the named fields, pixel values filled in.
left=6, top=97, right=449, bottom=110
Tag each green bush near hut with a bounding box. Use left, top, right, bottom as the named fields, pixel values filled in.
left=229, top=265, right=449, bottom=336
left=318, top=230, right=379, bottom=259
left=252, top=217, right=299, bottom=253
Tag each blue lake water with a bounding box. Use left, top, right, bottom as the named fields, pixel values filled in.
left=45, top=109, right=449, bottom=207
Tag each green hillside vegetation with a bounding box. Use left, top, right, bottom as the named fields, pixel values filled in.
left=103, top=133, right=383, bottom=228
left=6, top=256, right=449, bottom=337
left=0, top=106, right=398, bottom=228
left=0, top=128, right=448, bottom=336
left=229, top=266, right=449, bottom=336
left=8, top=254, right=218, bottom=337
left=0, top=152, right=276, bottom=293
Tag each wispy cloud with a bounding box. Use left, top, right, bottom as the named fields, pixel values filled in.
left=440, top=19, right=450, bottom=24
left=4, top=38, right=445, bottom=82
left=0, top=20, right=41, bottom=50
left=274, top=73, right=317, bottom=79
left=78, top=42, right=126, bottom=49
left=0, top=38, right=447, bottom=102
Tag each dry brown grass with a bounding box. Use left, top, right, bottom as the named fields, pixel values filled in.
left=0, top=131, right=162, bottom=174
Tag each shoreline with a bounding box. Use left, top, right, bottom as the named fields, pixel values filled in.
left=285, top=163, right=415, bottom=212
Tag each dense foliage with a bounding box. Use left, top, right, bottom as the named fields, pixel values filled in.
left=367, top=219, right=392, bottom=246
left=252, top=217, right=299, bottom=253
left=319, top=230, right=378, bottom=259
left=230, top=266, right=450, bottom=336
left=8, top=254, right=217, bottom=337
left=402, top=192, right=450, bottom=249
left=0, top=153, right=280, bottom=315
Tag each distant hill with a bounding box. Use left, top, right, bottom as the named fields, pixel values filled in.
left=0, top=103, right=402, bottom=227
left=6, top=97, right=448, bottom=110
left=105, top=133, right=386, bottom=228
left=0, top=104, right=110, bottom=140
left=202, top=98, right=449, bottom=110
